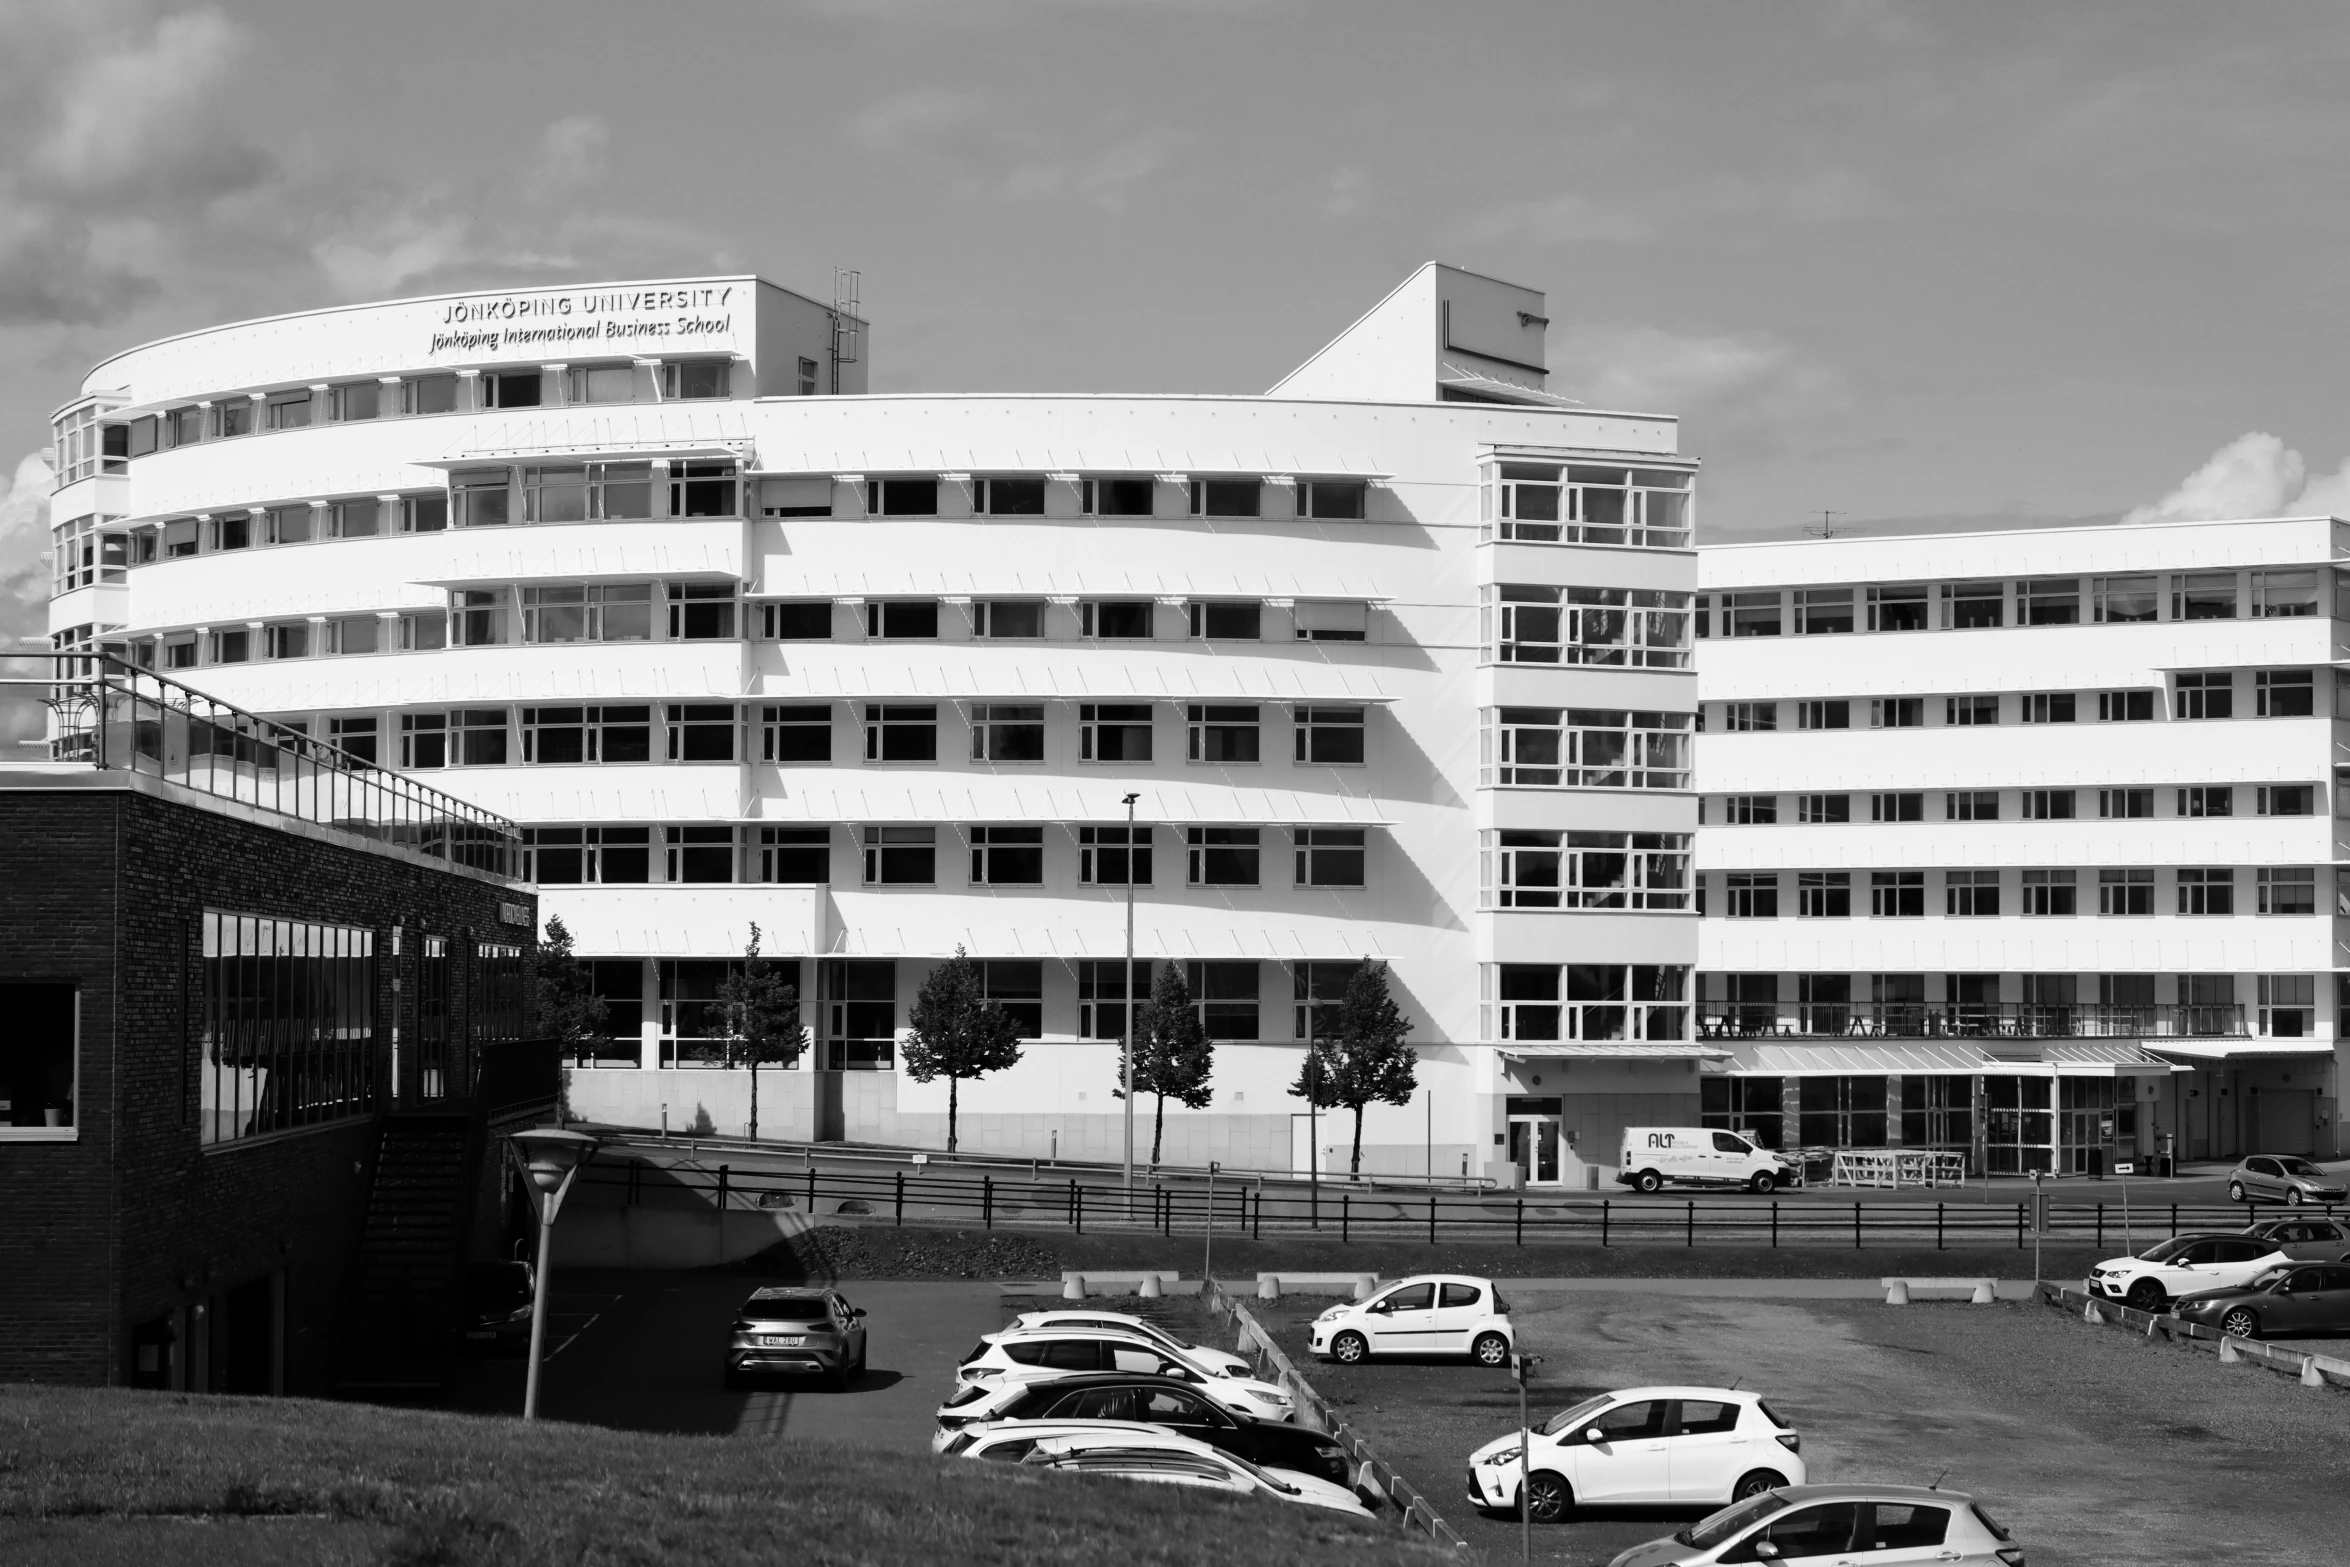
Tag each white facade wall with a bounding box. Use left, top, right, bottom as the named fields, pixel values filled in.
left=45, top=272, right=1703, bottom=1185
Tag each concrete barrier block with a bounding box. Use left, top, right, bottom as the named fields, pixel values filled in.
left=1259, top=1275, right=1281, bottom=1301
left=2082, top=1300, right=2101, bottom=1324
left=1885, top=1280, right=1911, bottom=1306
left=1139, top=1273, right=1163, bottom=1299
left=1971, top=1281, right=1995, bottom=1305
left=2304, top=1356, right=2326, bottom=1388
left=1353, top=1274, right=1377, bottom=1301
left=1063, top=1274, right=1086, bottom=1300
left=2220, top=1335, right=2242, bottom=1364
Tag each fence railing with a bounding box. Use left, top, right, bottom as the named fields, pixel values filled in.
left=578, top=1156, right=2297, bottom=1252
left=1698, top=1002, right=2249, bottom=1040
left=1, top=652, right=522, bottom=876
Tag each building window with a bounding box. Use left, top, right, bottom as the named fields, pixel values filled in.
left=661, top=360, right=731, bottom=400
left=1870, top=792, right=1923, bottom=823
left=2258, top=785, right=2315, bottom=816
left=263, top=504, right=314, bottom=545
left=974, top=600, right=1044, bottom=638
left=1796, top=700, right=1849, bottom=730
left=973, top=477, right=1047, bottom=516
left=329, top=499, right=381, bottom=538
left=1798, top=793, right=1850, bottom=823
left=758, top=704, right=832, bottom=763
left=1487, top=707, right=1691, bottom=790
left=0, top=981, right=76, bottom=1137
left=1079, top=703, right=1152, bottom=762
left=1866, top=584, right=1929, bottom=631
left=2096, top=788, right=2151, bottom=819
left=1191, top=479, right=1261, bottom=517
left=1491, top=833, right=1563, bottom=908
left=2099, top=867, right=2154, bottom=916
left=2173, top=571, right=2237, bottom=620
left=2021, top=789, right=2076, bottom=821
left=971, top=705, right=1045, bottom=763
left=396, top=374, right=456, bottom=415
left=1186, top=961, right=1261, bottom=1039
left=1942, top=581, right=2004, bottom=629
left=400, top=611, right=448, bottom=651
left=797, top=357, right=819, bottom=396
left=1946, top=869, right=2001, bottom=917
left=1296, top=479, right=1366, bottom=520
left=162, top=518, right=200, bottom=558
left=453, top=471, right=510, bottom=528
left=761, top=601, right=835, bottom=640
left=2253, top=569, right=2321, bottom=617
left=2256, top=670, right=2314, bottom=717
left=2023, top=692, right=2076, bottom=723
left=1491, top=464, right=1688, bottom=546
left=215, top=399, right=254, bottom=438
left=453, top=589, right=506, bottom=646
left=1292, top=600, right=1369, bottom=641
left=1294, top=828, right=1365, bottom=888
left=328, top=716, right=377, bottom=764
left=1294, top=706, right=1365, bottom=764
left=866, top=477, right=938, bottom=516
left=1503, top=964, right=1689, bottom=1042
left=2021, top=868, right=2076, bottom=916
left=1079, top=959, right=1147, bottom=1039
left=2098, top=690, right=2155, bottom=722
left=1798, top=872, right=1851, bottom=918
left=262, top=623, right=307, bottom=660
left=969, top=826, right=1044, bottom=885
left=2259, top=975, right=2316, bottom=1036
left=863, top=704, right=937, bottom=763
left=1725, top=794, right=1778, bottom=825
left=2019, top=578, right=2079, bottom=625
left=757, top=827, right=831, bottom=882
left=1724, top=872, right=1779, bottom=919
left=668, top=583, right=737, bottom=639
left=209, top=629, right=250, bottom=665
left=1723, top=702, right=1778, bottom=732
left=1188, top=600, right=1262, bottom=639
left=522, top=583, right=654, bottom=643
left=1800, top=1075, right=1888, bottom=1149
left=1723, top=590, right=1782, bottom=637
left=1186, top=827, right=1259, bottom=886
left=862, top=826, right=935, bottom=884
left=1291, top=962, right=1352, bottom=1040
left=1869, top=871, right=1924, bottom=918
left=1489, top=585, right=1691, bottom=667
left=563, top=827, right=650, bottom=882
left=402, top=494, right=450, bottom=533
left=209, top=513, right=252, bottom=552
left=1083, top=477, right=1156, bottom=516
left=199, top=913, right=374, bottom=1146
left=566, top=363, right=637, bottom=404
left=665, top=704, right=736, bottom=762
left=1946, top=694, right=1999, bottom=725
left=1946, top=791, right=1998, bottom=821
left=1079, top=825, right=1151, bottom=886
left=400, top=714, right=447, bottom=768
left=758, top=476, right=832, bottom=517
left=977, top=961, right=1044, bottom=1039
left=1485, top=830, right=1688, bottom=911
left=2175, top=672, right=2233, bottom=719
left=480, top=370, right=543, bottom=409
left=864, top=599, right=938, bottom=639
left=1494, top=964, right=1560, bottom=1040
left=1795, top=588, right=1853, bottom=634
left=818, top=959, right=896, bottom=1071
left=669, top=461, right=740, bottom=516
left=2176, top=867, right=2234, bottom=916
left=2092, top=574, right=2157, bottom=623
left=1081, top=600, right=1155, bottom=639
left=666, top=826, right=736, bottom=883
left=1869, top=697, right=1923, bottom=728
left=2178, top=786, right=2233, bottom=818
left=2249, top=865, right=2314, bottom=917
left=1187, top=704, right=1259, bottom=764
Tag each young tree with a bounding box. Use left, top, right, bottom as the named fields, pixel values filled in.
left=715, top=922, right=803, bottom=1141
left=1112, top=962, right=1215, bottom=1167
left=533, top=915, right=609, bottom=1055
left=903, top=946, right=1024, bottom=1153
left=1289, top=958, right=1418, bottom=1175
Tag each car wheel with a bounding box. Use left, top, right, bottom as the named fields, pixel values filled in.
left=1472, top=1332, right=1511, bottom=1368
left=1331, top=1331, right=1368, bottom=1365
left=2124, top=1278, right=2165, bottom=1312
left=1733, top=1469, right=1788, bottom=1502
left=1750, top=1171, right=1778, bottom=1196
left=2229, top=1181, right=2247, bottom=1204
left=1523, top=1471, right=1572, bottom=1524
left=2287, top=1188, right=2306, bottom=1207
left=1635, top=1169, right=1664, bottom=1195
left=2221, top=1307, right=2261, bottom=1340
left=830, top=1360, right=853, bottom=1392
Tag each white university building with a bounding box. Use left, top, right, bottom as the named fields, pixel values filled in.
left=41, top=265, right=2344, bottom=1184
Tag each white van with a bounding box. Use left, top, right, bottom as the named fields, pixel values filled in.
left=1618, top=1128, right=1794, bottom=1194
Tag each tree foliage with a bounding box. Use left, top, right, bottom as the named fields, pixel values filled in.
left=902, top=947, right=1024, bottom=1153
left=1112, top=962, right=1215, bottom=1166
left=714, top=922, right=802, bottom=1141
left=1288, top=959, right=1418, bottom=1175
left=533, top=915, right=609, bottom=1049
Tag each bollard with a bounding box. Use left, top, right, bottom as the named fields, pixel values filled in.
left=1259, top=1274, right=1281, bottom=1302
left=1064, top=1274, right=1087, bottom=1301
left=1353, top=1274, right=1376, bottom=1301
left=1971, top=1280, right=1995, bottom=1305
left=1886, top=1280, right=1911, bottom=1306
left=1140, top=1273, right=1163, bottom=1300
left=2145, top=1314, right=2160, bottom=1338
left=2303, top=1356, right=2325, bottom=1388
left=2083, top=1300, right=2101, bottom=1324
left=2219, top=1335, right=2242, bottom=1364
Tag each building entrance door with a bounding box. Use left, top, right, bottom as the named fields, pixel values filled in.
left=2258, top=1089, right=2317, bottom=1157
left=1508, top=1116, right=1563, bottom=1185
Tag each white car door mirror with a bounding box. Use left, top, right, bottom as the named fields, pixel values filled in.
left=1585, top=1428, right=1605, bottom=1443
left=1752, top=1542, right=1781, bottom=1561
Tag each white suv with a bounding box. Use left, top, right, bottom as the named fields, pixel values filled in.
left=1468, top=1386, right=1804, bottom=1520
left=956, top=1328, right=1295, bottom=1420
left=1006, top=1310, right=1253, bottom=1378
left=2087, top=1232, right=2286, bottom=1312
left=1308, top=1274, right=1514, bottom=1366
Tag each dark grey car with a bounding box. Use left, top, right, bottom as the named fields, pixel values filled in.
left=726, top=1286, right=867, bottom=1390
left=2241, top=1216, right=2350, bottom=1262
left=2227, top=1155, right=2349, bottom=1207
left=2175, top=1262, right=2350, bottom=1340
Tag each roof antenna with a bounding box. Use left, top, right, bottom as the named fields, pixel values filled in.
left=1928, top=1469, right=1948, bottom=1491
left=1727, top=1375, right=1743, bottom=1390
left=1804, top=509, right=1849, bottom=539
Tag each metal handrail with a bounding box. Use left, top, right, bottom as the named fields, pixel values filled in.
left=1, top=651, right=522, bottom=877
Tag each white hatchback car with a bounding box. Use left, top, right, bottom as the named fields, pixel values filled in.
left=1011, top=1429, right=1373, bottom=1518
left=2086, top=1232, right=2287, bottom=1312
left=1605, top=1484, right=2025, bottom=1567
left=956, top=1328, right=1295, bottom=1421
left=1308, top=1274, right=1514, bottom=1366
left=1007, top=1310, right=1254, bottom=1378
left=1468, top=1387, right=1804, bottom=1519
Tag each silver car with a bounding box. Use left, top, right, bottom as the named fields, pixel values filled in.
left=2227, top=1155, right=2348, bottom=1208
left=1606, top=1484, right=2025, bottom=1567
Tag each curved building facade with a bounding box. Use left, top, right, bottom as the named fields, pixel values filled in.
left=44, top=263, right=1702, bottom=1183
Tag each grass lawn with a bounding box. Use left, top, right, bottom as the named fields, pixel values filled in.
left=0, top=1382, right=1445, bottom=1567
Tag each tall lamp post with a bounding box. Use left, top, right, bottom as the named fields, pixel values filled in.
left=510, top=1126, right=598, bottom=1420
left=1120, top=791, right=1140, bottom=1205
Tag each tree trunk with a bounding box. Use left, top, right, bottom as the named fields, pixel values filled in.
left=748, top=1057, right=760, bottom=1141
left=1151, top=1089, right=1166, bottom=1167
left=948, top=1073, right=960, bottom=1153
left=1351, top=1104, right=1366, bottom=1175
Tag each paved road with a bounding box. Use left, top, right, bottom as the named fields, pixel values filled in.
left=448, top=1270, right=1002, bottom=1448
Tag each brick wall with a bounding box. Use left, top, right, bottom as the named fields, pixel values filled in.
left=0, top=783, right=533, bottom=1392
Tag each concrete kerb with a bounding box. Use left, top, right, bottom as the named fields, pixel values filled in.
left=1203, top=1279, right=1468, bottom=1549
left=2036, top=1282, right=2350, bottom=1390
left=1256, top=1272, right=1382, bottom=1302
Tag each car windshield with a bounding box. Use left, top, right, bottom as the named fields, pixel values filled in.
left=1538, top=1395, right=1615, bottom=1436
left=2248, top=1267, right=2293, bottom=1291
left=1679, top=1492, right=1791, bottom=1549
left=2278, top=1158, right=2324, bottom=1178
left=2136, top=1236, right=2207, bottom=1263
left=744, top=1291, right=830, bottom=1315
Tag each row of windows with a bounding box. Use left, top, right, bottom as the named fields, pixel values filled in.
left=1483, top=963, right=1692, bottom=1043
left=1706, top=669, right=2320, bottom=732
left=520, top=822, right=1373, bottom=890
left=1708, top=866, right=2321, bottom=919
left=1478, top=832, right=1692, bottom=910
left=1480, top=708, right=1692, bottom=791
left=810, top=474, right=1372, bottom=522
left=1484, top=585, right=1692, bottom=668
left=1699, top=973, right=2309, bottom=1038
left=1706, top=784, right=2321, bottom=825
left=1696, top=567, right=2338, bottom=637
left=1484, top=462, right=1695, bottom=549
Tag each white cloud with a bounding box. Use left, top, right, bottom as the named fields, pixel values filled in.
left=0, top=450, right=53, bottom=745
left=2290, top=457, right=2350, bottom=521
left=1550, top=324, right=1833, bottom=420
left=2122, top=431, right=2306, bottom=525
left=31, top=6, right=243, bottom=194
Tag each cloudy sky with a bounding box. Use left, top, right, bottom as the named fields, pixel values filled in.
left=7, top=0, right=2350, bottom=658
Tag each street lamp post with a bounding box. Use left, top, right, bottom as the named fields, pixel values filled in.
left=1121, top=790, right=1140, bottom=1207
left=510, top=1126, right=598, bottom=1421
left=1515, top=1351, right=1545, bottom=1567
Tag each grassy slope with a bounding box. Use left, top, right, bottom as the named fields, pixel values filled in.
left=0, top=1384, right=1442, bottom=1567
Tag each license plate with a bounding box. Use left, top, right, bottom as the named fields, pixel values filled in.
left=760, top=1335, right=804, bottom=1347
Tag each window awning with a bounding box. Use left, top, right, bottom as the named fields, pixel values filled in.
left=1438, top=366, right=1583, bottom=409
left=2144, top=1039, right=2334, bottom=1063
left=756, top=781, right=1394, bottom=827
left=757, top=571, right=1392, bottom=603
left=1744, top=1042, right=1998, bottom=1076
left=2039, top=1042, right=2195, bottom=1076
left=756, top=663, right=1394, bottom=705
left=1499, top=1043, right=1732, bottom=1062
left=415, top=442, right=748, bottom=468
